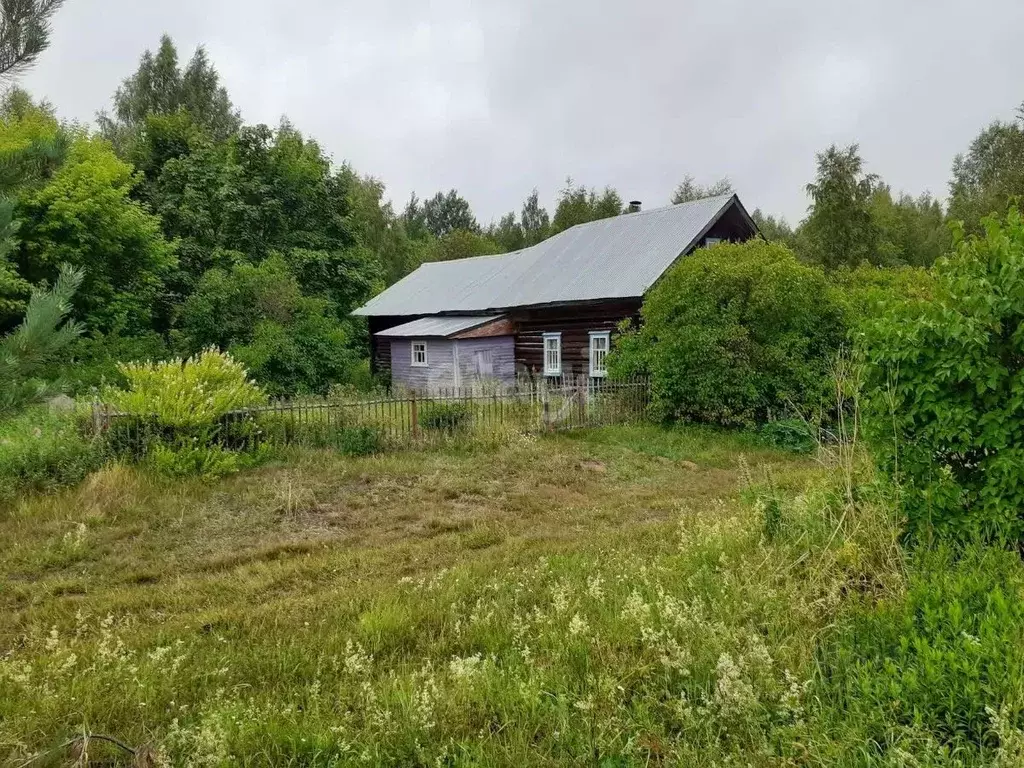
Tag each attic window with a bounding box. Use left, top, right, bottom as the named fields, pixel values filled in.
left=411, top=341, right=428, bottom=367
left=543, top=333, right=561, bottom=376
left=705, top=237, right=723, bottom=247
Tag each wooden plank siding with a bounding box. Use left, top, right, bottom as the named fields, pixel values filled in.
left=512, top=300, right=642, bottom=378
left=390, top=337, right=516, bottom=391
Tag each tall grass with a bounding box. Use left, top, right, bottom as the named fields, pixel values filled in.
left=1, top=422, right=1023, bottom=765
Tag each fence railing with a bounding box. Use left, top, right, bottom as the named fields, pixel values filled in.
left=92, top=377, right=652, bottom=455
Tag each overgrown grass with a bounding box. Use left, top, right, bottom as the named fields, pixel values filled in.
left=0, top=426, right=1022, bottom=765
left=0, top=407, right=104, bottom=504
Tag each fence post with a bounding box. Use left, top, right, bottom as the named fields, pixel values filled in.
left=411, top=392, right=419, bottom=440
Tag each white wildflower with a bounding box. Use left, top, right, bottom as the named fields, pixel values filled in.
left=343, top=639, right=372, bottom=675
left=568, top=613, right=589, bottom=638
left=448, top=653, right=483, bottom=681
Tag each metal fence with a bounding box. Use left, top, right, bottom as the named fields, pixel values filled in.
left=92, top=377, right=652, bottom=454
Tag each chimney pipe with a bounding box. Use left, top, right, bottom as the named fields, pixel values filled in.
left=628, top=200, right=642, bottom=213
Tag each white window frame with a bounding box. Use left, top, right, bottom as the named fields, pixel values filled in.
left=411, top=340, right=428, bottom=367
left=705, top=236, right=723, bottom=247
left=542, top=332, right=562, bottom=376
left=589, top=331, right=611, bottom=378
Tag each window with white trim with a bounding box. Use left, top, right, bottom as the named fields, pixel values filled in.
left=589, top=331, right=610, bottom=377
left=543, top=332, right=561, bottom=376
left=705, top=237, right=722, bottom=247
left=411, top=340, right=428, bottom=367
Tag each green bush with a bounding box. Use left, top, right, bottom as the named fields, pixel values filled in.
left=337, top=426, right=381, bottom=456
left=610, top=240, right=846, bottom=426
left=0, top=408, right=104, bottom=501
left=759, top=418, right=816, bottom=454
left=815, top=543, right=1024, bottom=755
left=861, top=209, right=1024, bottom=540
left=102, top=349, right=267, bottom=478
left=418, top=401, right=473, bottom=432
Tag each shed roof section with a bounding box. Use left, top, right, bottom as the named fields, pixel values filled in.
left=354, top=194, right=744, bottom=317
left=374, top=315, right=504, bottom=338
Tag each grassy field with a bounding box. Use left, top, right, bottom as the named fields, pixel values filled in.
left=2, top=424, right=1018, bottom=766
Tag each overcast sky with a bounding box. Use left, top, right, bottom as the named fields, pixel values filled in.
left=22, top=0, right=1024, bottom=225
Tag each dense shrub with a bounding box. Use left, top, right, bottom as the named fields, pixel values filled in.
left=102, top=349, right=267, bottom=478
left=337, top=426, right=382, bottom=456
left=0, top=408, right=104, bottom=501
left=816, top=544, right=1024, bottom=755
left=861, top=209, right=1024, bottom=540
left=418, top=401, right=473, bottom=432
left=759, top=418, right=816, bottom=454
left=610, top=240, right=846, bottom=426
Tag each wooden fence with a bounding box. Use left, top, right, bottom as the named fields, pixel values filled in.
left=93, top=377, right=652, bottom=454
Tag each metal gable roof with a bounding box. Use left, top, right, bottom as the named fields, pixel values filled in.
left=354, top=193, right=739, bottom=317
left=374, top=315, right=505, bottom=338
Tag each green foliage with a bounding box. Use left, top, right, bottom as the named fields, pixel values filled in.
left=611, top=240, right=846, bottom=426
left=802, top=144, right=879, bottom=269
left=419, top=189, right=478, bottom=238
left=418, top=401, right=473, bottom=432
left=0, top=406, right=103, bottom=502
left=869, top=186, right=948, bottom=267
left=97, top=34, right=241, bottom=148
left=948, top=109, right=1024, bottom=236
left=45, top=330, right=170, bottom=394
left=417, top=228, right=503, bottom=265
left=551, top=178, right=623, bottom=233
left=816, top=544, right=1024, bottom=756
left=0, top=0, right=66, bottom=79
left=861, top=208, right=1024, bottom=541
left=830, top=263, right=935, bottom=335
left=336, top=426, right=382, bottom=456
left=0, top=264, right=83, bottom=414
left=759, top=418, right=815, bottom=454
left=670, top=174, right=733, bottom=204
left=179, top=257, right=365, bottom=396
left=102, top=349, right=267, bottom=478
left=104, top=349, right=265, bottom=428
left=14, top=134, right=176, bottom=334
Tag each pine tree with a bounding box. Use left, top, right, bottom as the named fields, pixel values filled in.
left=0, top=264, right=83, bottom=413
left=0, top=0, right=65, bottom=79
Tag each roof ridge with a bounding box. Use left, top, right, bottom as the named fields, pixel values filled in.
left=554, top=192, right=735, bottom=235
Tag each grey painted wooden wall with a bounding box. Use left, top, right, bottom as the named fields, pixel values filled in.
left=389, top=337, right=516, bottom=391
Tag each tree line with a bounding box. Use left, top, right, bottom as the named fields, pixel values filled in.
left=1, top=30, right=1023, bottom=398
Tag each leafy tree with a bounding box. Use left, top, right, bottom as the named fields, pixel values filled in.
left=421, top=189, right=477, bottom=238
left=179, top=256, right=364, bottom=395
left=488, top=211, right=524, bottom=252
left=14, top=134, right=176, bottom=334
left=802, top=144, right=879, bottom=269
left=341, top=166, right=418, bottom=285
left=869, top=186, right=947, bottom=267
left=418, top=229, right=502, bottom=265
left=861, top=208, right=1024, bottom=541
left=98, top=34, right=242, bottom=148
left=0, top=263, right=82, bottom=414
left=400, top=192, right=429, bottom=241
left=0, top=0, right=65, bottom=79
left=0, top=91, right=68, bottom=326
left=671, top=175, right=733, bottom=204
left=610, top=239, right=845, bottom=426
left=750, top=208, right=800, bottom=251
left=521, top=188, right=550, bottom=245
left=551, top=178, right=623, bottom=233
left=948, top=108, right=1024, bottom=235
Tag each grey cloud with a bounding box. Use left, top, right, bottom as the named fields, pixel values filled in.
left=22, top=0, right=1024, bottom=225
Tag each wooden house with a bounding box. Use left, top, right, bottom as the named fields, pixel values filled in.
left=353, top=194, right=759, bottom=391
